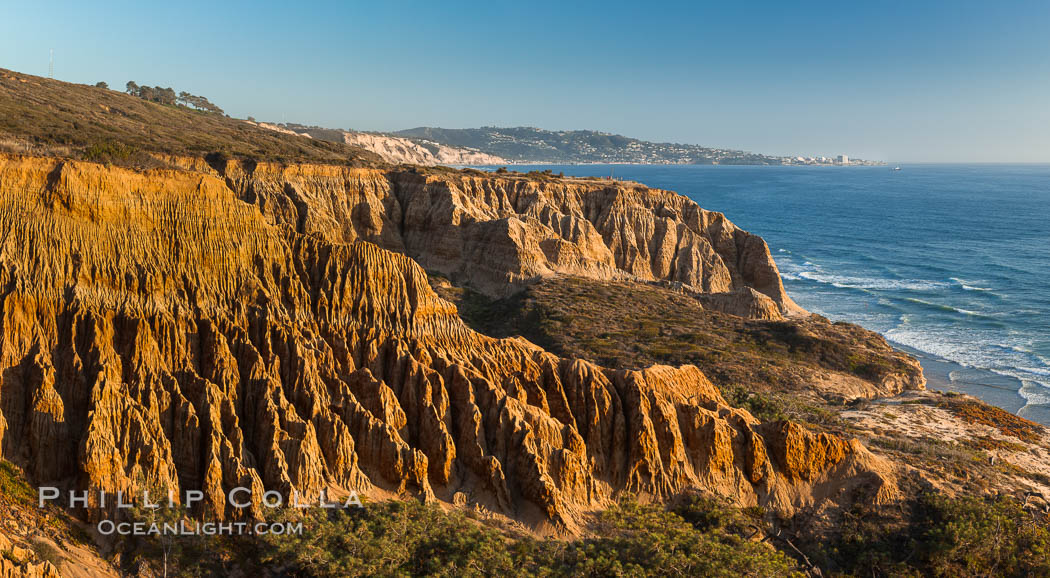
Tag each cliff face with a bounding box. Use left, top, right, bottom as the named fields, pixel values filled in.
left=0, top=154, right=891, bottom=531
left=339, top=132, right=507, bottom=166
left=220, top=163, right=802, bottom=318
left=251, top=122, right=507, bottom=167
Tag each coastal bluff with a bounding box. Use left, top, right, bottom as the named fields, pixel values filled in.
left=0, top=154, right=899, bottom=533
left=223, top=161, right=804, bottom=318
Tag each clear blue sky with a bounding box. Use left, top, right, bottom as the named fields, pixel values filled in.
left=3, top=0, right=1048, bottom=162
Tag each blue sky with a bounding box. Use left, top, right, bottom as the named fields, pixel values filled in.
left=2, top=0, right=1048, bottom=162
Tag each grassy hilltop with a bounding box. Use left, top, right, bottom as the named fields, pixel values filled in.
left=0, top=68, right=380, bottom=166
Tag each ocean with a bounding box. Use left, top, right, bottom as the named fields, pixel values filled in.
left=482, top=164, right=1050, bottom=425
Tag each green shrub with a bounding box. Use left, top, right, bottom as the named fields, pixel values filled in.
left=913, top=492, right=1050, bottom=577
left=258, top=500, right=515, bottom=577
left=29, top=540, right=62, bottom=567
left=531, top=496, right=799, bottom=577
left=0, top=461, right=35, bottom=506
left=83, top=141, right=137, bottom=163
left=814, top=492, right=1050, bottom=577
left=81, top=141, right=166, bottom=169
left=242, top=497, right=800, bottom=577
left=721, top=384, right=787, bottom=422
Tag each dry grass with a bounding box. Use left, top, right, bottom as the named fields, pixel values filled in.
left=0, top=68, right=382, bottom=167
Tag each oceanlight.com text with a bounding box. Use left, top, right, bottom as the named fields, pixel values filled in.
left=96, top=520, right=304, bottom=536
left=37, top=486, right=362, bottom=537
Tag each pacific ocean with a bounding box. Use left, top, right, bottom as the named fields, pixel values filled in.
left=476, top=164, right=1050, bottom=425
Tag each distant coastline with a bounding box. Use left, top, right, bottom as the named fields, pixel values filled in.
left=262, top=123, right=883, bottom=167
left=478, top=161, right=883, bottom=167
left=394, top=126, right=883, bottom=166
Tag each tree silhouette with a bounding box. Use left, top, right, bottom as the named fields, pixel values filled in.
left=124, top=82, right=224, bottom=114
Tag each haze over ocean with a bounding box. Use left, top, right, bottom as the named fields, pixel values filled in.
left=483, top=164, right=1050, bottom=424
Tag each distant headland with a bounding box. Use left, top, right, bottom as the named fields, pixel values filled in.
left=268, top=124, right=883, bottom=167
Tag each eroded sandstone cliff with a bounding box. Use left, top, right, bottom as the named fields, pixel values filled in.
left=211, top=161, right=803, bottom=318
left=0, top=154, right=887, bottom=534
left=252, top=123, right=508, bottom=167
left=339, top=132, right=507, bottom=166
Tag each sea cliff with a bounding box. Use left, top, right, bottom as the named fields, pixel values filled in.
left=0, top=154, right=904, bottom=536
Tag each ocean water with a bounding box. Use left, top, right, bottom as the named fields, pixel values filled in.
left=482, top=164, right=1050, bottom=424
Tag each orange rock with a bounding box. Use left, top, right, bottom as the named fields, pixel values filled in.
left=0, top=154, right=891, bottom=530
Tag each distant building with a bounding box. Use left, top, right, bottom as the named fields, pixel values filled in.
left=837, top=154, right=849, bottom=164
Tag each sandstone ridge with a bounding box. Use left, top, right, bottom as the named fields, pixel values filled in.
left=0, top=154, right=885, bottom=533
left=212, top=160, right=803, bottom=318
left=251, top=123, right=508, bottom=167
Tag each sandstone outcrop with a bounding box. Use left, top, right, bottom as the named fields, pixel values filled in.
left=0, top=154, right=886, bottom=534
left=339, top=132, right=506, bottom=166
left=696, top=287, right=783, bottom=320
left=252, top=123, right=507, bottom=167
left=216, top=162, right=803, bottom=317
left=0, top=526, right=112, bottom=578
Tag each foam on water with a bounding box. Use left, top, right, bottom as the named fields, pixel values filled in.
left=950, top=277, right=995, bottom=292
left=884, top=326, right=1050, bottom=394
left=779, top=253, right=1049, bottom=412
left=1020, top=382, right=1050, bottom=407
left=780, top=256, right=956, bottom=293
left=796, top=271, right=949, bottom=292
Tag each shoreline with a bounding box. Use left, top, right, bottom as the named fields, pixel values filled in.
left=892, top=341, right=1050, bottom=426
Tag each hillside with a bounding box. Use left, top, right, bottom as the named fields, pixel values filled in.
left=393, top=126, right=881, bottom=165
left=0, top=68, right=380, bottom=166
left=0, top=69, right=1048, bottom=576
